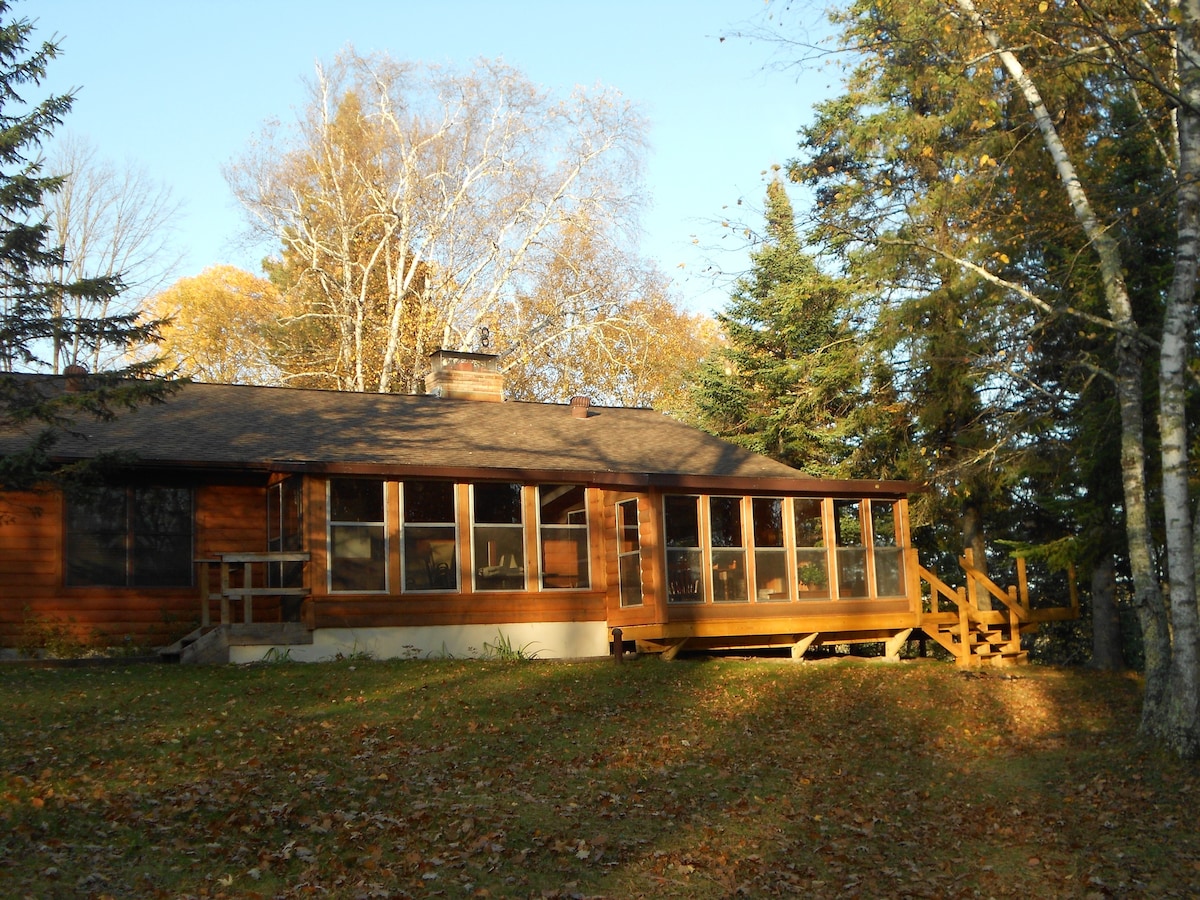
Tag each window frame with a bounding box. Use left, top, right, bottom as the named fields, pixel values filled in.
left=326, top=478, right=389, bottom=594
left=267, top=476, right=305, bottom=589
left=471, top=482, right=527, bottom=592
left=750, top=496, right=790, bottom=602
left=536, top=484, right=591, bottom=591
left=616, top=498, right=643, bottom=607
left=65, top=485, right=194, bottom=588
left=400, top=480, right=460, bottom=593
left=663, top=494, right=705, bottom=603
left=659, top=493, right=908, bottom=605
left=709, top=495, right=750, bottom=603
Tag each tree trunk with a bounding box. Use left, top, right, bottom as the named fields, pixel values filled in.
left=1152, top=0, right=1200, bottom=758
left=962, top=497, right=991, bottom=611
left=1089, top=553, right=1125, bottom=672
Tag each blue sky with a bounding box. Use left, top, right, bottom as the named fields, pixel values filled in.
left=32, top=0, right=835, bottom=314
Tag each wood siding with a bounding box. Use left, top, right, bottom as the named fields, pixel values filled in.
left=1, top=476, right=926, bottom=655
left=0, top=482, right=267, bottom=650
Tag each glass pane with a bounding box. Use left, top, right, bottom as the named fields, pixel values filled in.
left=872, top=500, right=898, bottom=546
left=666, top=548, right=703, bottom=602
left=617, top=499, right=642, bottom=607
left=133, top=534, right=192, bottom=586
left=712, top=548, right=748, bottom=601
left=539, top=484, right=586, bottom=524
left=132, top=488, right=193, bottom=586
left=330, top=479, right=384, bottom=522
left=796, top=547, right=830, bottom=599
left=404, top=524, right=457, bottom=591
left=837, top=547, right=869, bottom=598
left=66, top=487, right=127, bottom=586
left=754, top=549, right=788, bottom=601
left=66, top=532, right=126, bottom=586
left=619, top=553, right=643, bottom=607
left=281, top=477, right=303, bottom=550
left=664, top=495, right=700, bottom=547
left=709, top=497, right=743, bottom=548
left=280, top=478, right=304, bottom=586
left=133, top=487, right=191, bottom=536
left=474, top=483, right=523, bottom=524
left=752, top=498, right=784, bottom=547
left=618, top=499, right=640, bottom=554
left=875, top=546, right=905, bottom=597
left=67, top=486, right=125, bottom=534
left=404, top=481, right=455, bottom=523
left=330, top=524, right=386, bottom=591
left=541, top=525, right=589, bottom=589
left=834, top=500, right=863, bottom=547
left=793, top=499, right=825, bottom=548
left=269, top=478, right=304, bottom=588
left=268, top=482, right=281, bottom=548
left=474, top=524, right=525, bottom=590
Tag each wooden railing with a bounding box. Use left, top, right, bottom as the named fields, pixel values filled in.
left=196, top=552, right=311, bottom=628
left=917, top=548, right=1078, bottom=666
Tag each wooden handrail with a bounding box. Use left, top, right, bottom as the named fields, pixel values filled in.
left=196, top=552, right=311, bottom=627
left=958, top=556, right=1031, bottom=622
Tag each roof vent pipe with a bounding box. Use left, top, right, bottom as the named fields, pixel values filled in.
left=63, top=363, right=88, bottom=393
left=570, top=396, right=592, bottom=419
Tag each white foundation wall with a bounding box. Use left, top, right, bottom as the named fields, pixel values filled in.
left=227, top=621, right=612, bottom=664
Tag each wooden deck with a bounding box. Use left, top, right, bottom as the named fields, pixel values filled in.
left=623, top=549, right=1078, bottom=666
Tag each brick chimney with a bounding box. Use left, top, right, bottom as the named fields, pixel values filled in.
left=424, top=350, right=504, bottom=402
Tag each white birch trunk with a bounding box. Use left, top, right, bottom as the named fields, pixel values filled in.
left=1158, top=0, right=1200, bottom=757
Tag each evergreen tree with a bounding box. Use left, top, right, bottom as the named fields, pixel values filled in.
left=690, top=179, right=868, bottom=478
left=0, top=1, right=170, bottom=492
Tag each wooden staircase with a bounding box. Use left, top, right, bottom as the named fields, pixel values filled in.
left=918, top=549, right=1076, bottom=668
left=160, top=623, right=314, bottom=665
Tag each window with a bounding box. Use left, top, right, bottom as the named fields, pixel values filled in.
left=833, top=499, right=868, bottom=598
left=664, top=494, right=703, bottom=602
left=267, top=477, right=304, bottom=589
left=751, top=497, right=788, bottom=601
left=66, top=486, right=192, bottom=587
left=710, top=496, right=748, bottom=602
left=328, top=479, right=387, bottom=592
left=793, top=498, right=830, bottom=599
left=616, top=499, right=643, bottom=607
left=472, top=483, right=525, bottom=591
left=402, top=481, right=458, bottom=592
left=871, top=500, right=905, bottom=596
left=538, top=485, right=590, bottom=589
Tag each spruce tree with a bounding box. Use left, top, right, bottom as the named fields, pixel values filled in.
left=0, top=1, right=170, bottom=492
left=690, top=179, right=867, bottom=477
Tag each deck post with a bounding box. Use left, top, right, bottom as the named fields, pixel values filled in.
left=884, top=628, right=913, bottom=662
left=220, top=563, right=231, bottom=626
left=612, top=627, right=624, bottom=664
left=243, top=561, right=253, bottom=624
left=956, top=586, right=971, bottom=666
left=199, top=563, right=211, bottom=628
left=792, top=632, right=819, bottom=660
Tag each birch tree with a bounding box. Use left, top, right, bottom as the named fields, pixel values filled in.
left=42, top=134, right=181, bottom=372
left=227, top=52, right=648, bottom=395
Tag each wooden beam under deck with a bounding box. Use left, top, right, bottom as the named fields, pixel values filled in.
left=619, top=610, right=923, bottom=645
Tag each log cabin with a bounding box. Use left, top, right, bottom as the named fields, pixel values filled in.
left=0, top=351, right=1075, bottom=665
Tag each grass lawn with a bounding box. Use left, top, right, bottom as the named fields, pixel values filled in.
left=1, top=655, right=1196, bottom=899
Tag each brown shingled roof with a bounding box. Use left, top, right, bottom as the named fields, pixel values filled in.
left=2, top=378, right=919, bottom=496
